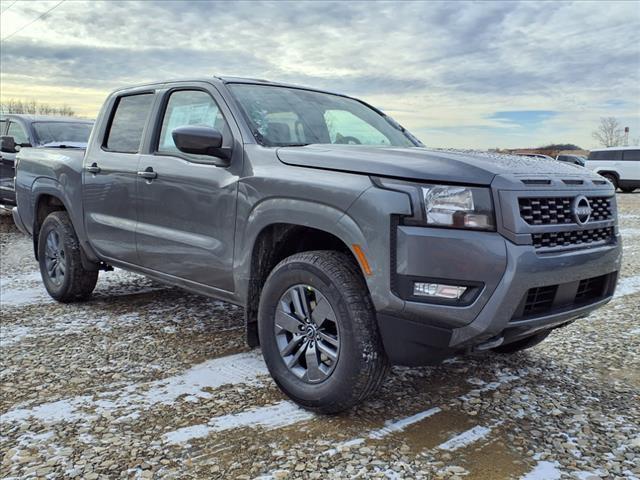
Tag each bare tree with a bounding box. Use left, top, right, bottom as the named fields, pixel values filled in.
left=0, top=98, right=76, bottom=117
left=592, top=117, right=623, bottom=147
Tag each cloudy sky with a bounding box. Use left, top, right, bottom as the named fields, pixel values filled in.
left=1, top=0, right=639, bottom=149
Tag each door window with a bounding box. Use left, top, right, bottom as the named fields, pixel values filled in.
left=105, top=94, right=154, bottom=153
left=0, top=120, right=6, bottom=135
left=7, top=122, right=29, bottom=145
left=158, top=90, right=229, bottom=158
left=622, top=150, right=640, bottom=161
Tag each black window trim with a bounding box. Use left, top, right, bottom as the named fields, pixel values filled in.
left=150, top=86, right=234, bottom=166
left=101, top=91, right=156, bottom=154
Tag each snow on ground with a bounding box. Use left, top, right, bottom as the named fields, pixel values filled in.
left=1, top=194, right=639, bottom=479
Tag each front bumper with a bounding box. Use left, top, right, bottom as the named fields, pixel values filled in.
left=378, top=227, right=622, bottom=366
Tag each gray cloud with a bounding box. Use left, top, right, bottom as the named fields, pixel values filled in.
left=1, top=0, right=638, bottom=148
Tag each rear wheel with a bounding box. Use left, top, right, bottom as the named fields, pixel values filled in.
left=492, top=330, right=550, bottom=354
left=38, top=211, right=98, bottom=302
left=258, top=250, right=389, bottom=413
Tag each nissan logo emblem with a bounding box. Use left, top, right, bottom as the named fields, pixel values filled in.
left=573, top=195, right=592, bottom=225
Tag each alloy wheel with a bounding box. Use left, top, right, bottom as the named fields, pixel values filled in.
left=274, top=284, right=340, bottom=383
left=44, top=229, right=65, bottom=286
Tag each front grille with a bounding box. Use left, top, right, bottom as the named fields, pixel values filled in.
left=522, top=285, right=557, bottom=317
left=519, top=196, right=612, bottom=225
left=511, top=273, right=615, bottom=321
left=532, top=227, right=615, bottom=250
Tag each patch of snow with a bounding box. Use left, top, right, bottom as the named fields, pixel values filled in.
left=163, top=401, right=314, bottom=445
left=614, top=275, right=640, bottom=299
left=620, top=228, right=640, bottom=238
left=2, top=351, right=268, bottom=425
left=520, top=461, right=562, bottom=480
left=1, top=397, right=90, bottom=424
left=437, top=423, right=497, bottom=451
left=368, top=407, right=442, bottom=440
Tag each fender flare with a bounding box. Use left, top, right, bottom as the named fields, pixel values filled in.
left=30, top=178, right=97, bottom=268
left=235, top=197, right=369, bottom=295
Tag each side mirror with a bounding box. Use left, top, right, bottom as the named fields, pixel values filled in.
left=0, top=136, right=17, bottom=153
left=172, top=126, right=230, bottom=163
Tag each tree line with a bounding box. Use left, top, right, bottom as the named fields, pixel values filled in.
left=0, top=99, right=76, bottom=117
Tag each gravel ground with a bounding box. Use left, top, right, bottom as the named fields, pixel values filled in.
left=1, top=194, right=639, bottom=480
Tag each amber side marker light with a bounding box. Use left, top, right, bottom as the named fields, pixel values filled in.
left=352, top=244, right=373, bottom=276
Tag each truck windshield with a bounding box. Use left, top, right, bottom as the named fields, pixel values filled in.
left=32, top=122, right=93, bottom=146
left=229, top=84, right=417, bottom=147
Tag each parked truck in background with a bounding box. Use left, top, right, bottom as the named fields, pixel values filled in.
left=12, top=77, right=622, bottom=412
left=0, top=114, right=93, bottom=206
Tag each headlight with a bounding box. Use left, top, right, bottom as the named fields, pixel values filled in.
left=375, top=179, right=496, bottom=231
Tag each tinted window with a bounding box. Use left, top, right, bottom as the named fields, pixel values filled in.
left=32, top=122, right=92, bottom=145
left=7, top=122, right=29, bottom=144
left=158, top=90, right=229, bottom=156
left=105, top=94, right=154, bottom=153
left=588, top=150, right=623, bottom=160
left=623, top=149, right=640, bottom=161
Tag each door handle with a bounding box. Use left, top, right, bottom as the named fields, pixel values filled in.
left=137, top=167, right=157, bottom=180
left=86, top=163, right=101, bottom=174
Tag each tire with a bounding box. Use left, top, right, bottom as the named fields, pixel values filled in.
left=38, top=211, right=98, bottom=302
left=492, top=330, right=551, bottom=354
left=620, top=187, right=636, bottom=193
left=601, top=173, right=618, bottom=191
left=258, top=250, right=389, bottom=414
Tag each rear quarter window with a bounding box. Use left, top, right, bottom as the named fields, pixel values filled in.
left=622, top=150, right=640, bottom=161
left=104, top=93, right=154, bottom=153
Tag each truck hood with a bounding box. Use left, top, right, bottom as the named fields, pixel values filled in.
left=277, top=145, right=587, bottom=185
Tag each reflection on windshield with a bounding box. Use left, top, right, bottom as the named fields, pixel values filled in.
left=229, top=84, right=417, bottom=148
left=32, top=122, right=93, bottom=145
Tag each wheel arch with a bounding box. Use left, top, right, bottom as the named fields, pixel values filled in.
left=31, top=180, right=96, bottom=269
left=238, top=199, right=372, bottom=348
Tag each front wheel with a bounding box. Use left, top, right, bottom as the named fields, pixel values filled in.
left=258, top=251, right=389, bottom=413
left=38, top=211, right=99, bottom=302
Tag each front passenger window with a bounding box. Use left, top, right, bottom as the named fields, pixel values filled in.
left=158, top=90, right=230, bottom=157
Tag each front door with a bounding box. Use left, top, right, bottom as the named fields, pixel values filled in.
left=135, top=86, right=242, bottom=293
left=83, top=92, right=155, bottom=264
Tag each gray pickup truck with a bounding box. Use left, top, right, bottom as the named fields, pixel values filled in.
left=13, top=77, right=622, bottom=413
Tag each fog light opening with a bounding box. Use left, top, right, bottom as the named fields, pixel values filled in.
left=413, top=282, right=467, bottom=300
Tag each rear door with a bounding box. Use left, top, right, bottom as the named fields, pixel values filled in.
left=135, top=83, right=242, bottom=292
left=621, top=149, right=640, bottom=181
left=83, top=92, right=155, bottom=264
